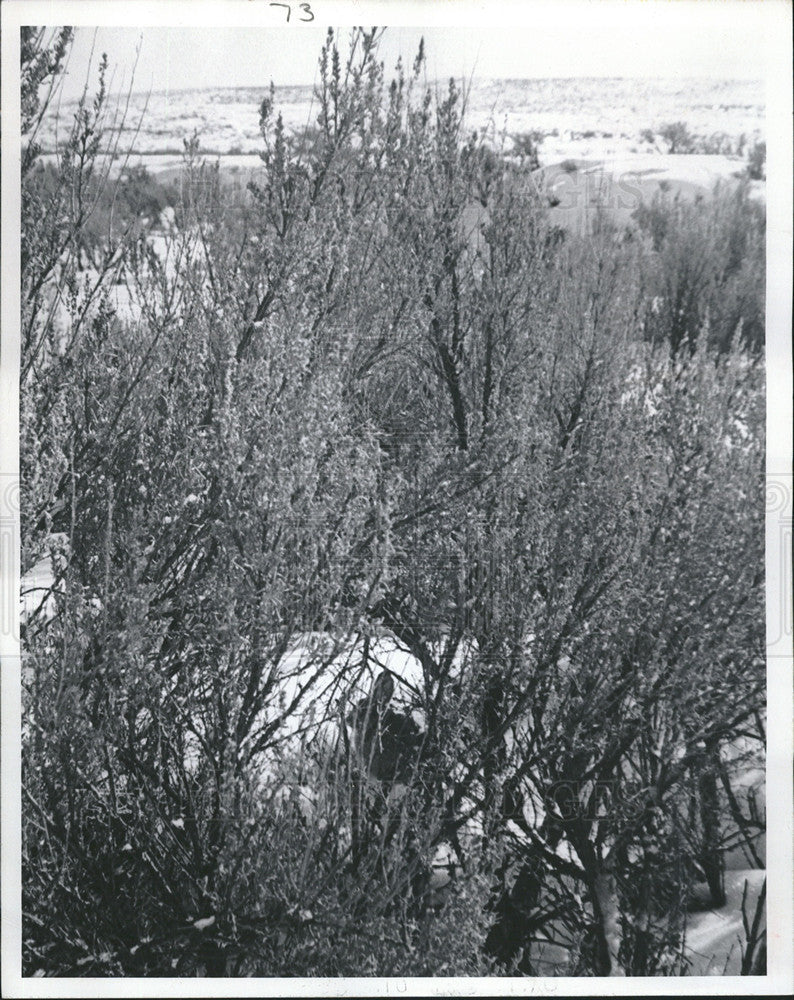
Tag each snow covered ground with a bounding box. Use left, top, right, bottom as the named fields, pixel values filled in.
left=530, top=867, right=766, bottom=976
left=684, top=868, right=766, bottom=975
left=38, top=76, right=764, bottom=164
left=34, top=74, right=764, bottom=252
left=537, top=152, right=763, bottom=233
left=20, top=556, right=58, bottom=623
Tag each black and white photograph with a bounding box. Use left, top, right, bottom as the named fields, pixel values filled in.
left=1, top=0, right=792, bottom=993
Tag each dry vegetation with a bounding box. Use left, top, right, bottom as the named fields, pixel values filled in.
left=21, top=27, right=766, bottom=977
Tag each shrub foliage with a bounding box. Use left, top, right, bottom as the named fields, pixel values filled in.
left=21, top=27, right=765, bottom=977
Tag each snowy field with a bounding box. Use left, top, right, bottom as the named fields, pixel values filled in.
left=536, top=151, right=765, bottom=232
left=36, top=75, right=765, bottom=247
left=38, top=76, right=764, bottom=165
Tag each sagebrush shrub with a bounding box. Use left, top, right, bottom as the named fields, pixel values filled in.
left=21, top=27, right=765, bottom=978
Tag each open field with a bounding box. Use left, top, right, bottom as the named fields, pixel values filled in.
left=39, top=75, right=764, bottom=162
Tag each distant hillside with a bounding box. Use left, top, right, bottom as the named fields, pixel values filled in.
left=38, top=76, right=764, bottom=163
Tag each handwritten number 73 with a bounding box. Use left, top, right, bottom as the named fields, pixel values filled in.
left=270, top=3, right=315, bottom=21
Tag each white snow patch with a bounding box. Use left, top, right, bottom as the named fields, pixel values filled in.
left=683, top=869, right=765, bottom=975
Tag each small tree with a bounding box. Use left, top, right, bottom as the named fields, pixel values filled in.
left=658, top=121, right=695, bottom=155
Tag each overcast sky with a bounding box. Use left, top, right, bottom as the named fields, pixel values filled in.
left=50, top=0, right=773, bottom=102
